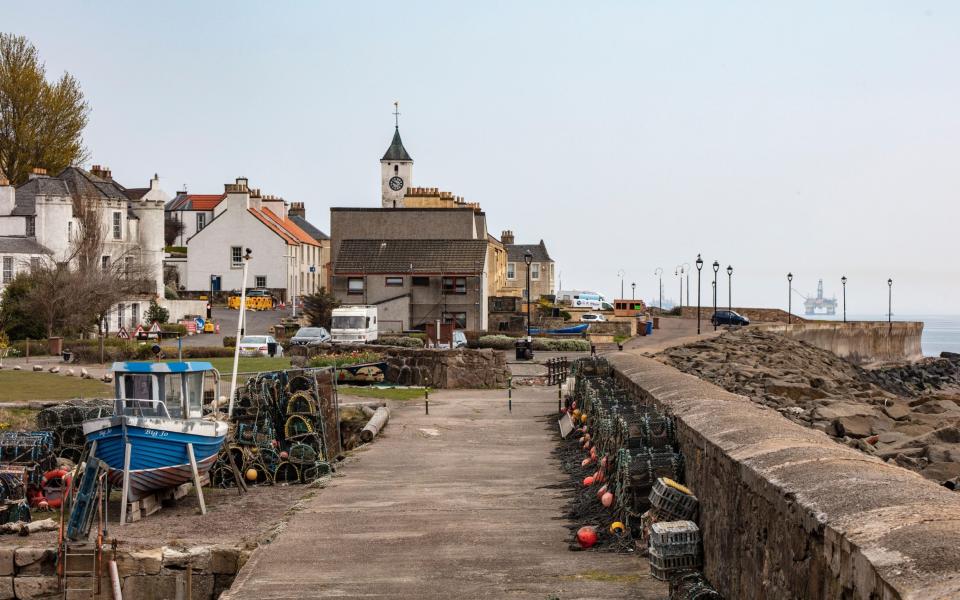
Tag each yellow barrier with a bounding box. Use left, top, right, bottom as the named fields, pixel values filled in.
left=227, top=296, right=274, bottom=310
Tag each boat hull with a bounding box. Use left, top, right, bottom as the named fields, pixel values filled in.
left=83, top=416, right=227, bottom=501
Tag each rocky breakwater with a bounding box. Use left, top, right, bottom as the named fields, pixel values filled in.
left=658, top=329, right=960, bottom=485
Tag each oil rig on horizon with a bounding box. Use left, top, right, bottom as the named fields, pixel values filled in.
left=801, top=279, right=838, bottom=315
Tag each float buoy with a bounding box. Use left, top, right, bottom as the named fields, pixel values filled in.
left=601, top=492, right=614, bottom=508
left=40, top=469, right=70, bottom=508
left=245, top=468, right=258, bottom=481
left=609, top=521, right=625, bottom=535
left=280, top=451, right=289, bottom=460
left=583, top=476, right=595, bottom=486
left=577, top=526, right=598, bottom=549
left=581, top=458, right=591, bottom=467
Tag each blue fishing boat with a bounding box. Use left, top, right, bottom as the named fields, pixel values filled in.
left=82, top=362, right=227, bottom=519
left=529, top=323, right=589, bottom=335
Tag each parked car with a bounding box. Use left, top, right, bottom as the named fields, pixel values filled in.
left=452, top=330, right=467, bottom=348
left=580, top=313, right=606, bottom=323
left=289, top=327, right=332, bottom=346
left=710, top=310, right=750, bottom=327
left=238, top=335, right=284, bottom=357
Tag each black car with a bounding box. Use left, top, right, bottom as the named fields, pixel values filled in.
left=711, top=310, right=749, bottom=327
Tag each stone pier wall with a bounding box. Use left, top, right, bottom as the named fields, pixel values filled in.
left=679, top=306, right=804, bottom=324
left=607, top=352, right=960, bottom=600
left=761, top=321, right=924, bottom=364
left=0, top=544, right=245, bottom=599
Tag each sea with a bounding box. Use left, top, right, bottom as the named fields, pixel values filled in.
left=811, top=314, right=960, bottom=358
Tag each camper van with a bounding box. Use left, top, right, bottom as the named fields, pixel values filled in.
left=558, top=290, right=613, bottom=311
left=331, top=305, right=379, bottom=343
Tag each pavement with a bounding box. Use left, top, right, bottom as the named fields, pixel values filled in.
left=223, top=387, right=666, bottom=599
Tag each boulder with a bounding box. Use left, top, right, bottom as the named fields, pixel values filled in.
left=764, top=379, right=829, bottom=401
left=47, top=366, right=59, bottom=374
left=922, top=461, right=960, bottom=483
left=32, top=365, right=42, bottom=372
left=812, top=402, right=880, bottom=421
left=833, top=415, right=873, bottom=438
left=881, top=401, right=911, bottom=421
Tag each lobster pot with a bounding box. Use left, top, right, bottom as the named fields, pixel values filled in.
left=668, top=571, right=723, bottom=600
left=649, top=546, right=702, bottom=582
left=649, top=477, right=699, bottom=521
left=640, top=415, right=677, bottom=450
left=649, top=520, right=701, bottom=557
left=628, top=450, right=684, bottom=511
left=312, top=369, right=342, bottom=460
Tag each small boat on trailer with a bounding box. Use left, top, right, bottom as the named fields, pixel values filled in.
left=82, top=361, right=228, bottom=523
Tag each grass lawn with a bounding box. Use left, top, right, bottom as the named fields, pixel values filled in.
left=166, top=356, right=291, bottom=378
left=337, top=385, right=427, bottom=401
left=0, top=370, right=110, bottom=402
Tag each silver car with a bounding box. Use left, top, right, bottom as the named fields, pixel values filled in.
left=238, top=335, right=284, bottom=357
left=289, top=327, right=332, bottom=346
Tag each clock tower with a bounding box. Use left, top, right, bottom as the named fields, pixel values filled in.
left=381, top=103, right=413, bottom=208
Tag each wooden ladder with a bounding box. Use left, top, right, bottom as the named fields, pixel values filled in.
left=60, top=541, right=100, bottom=599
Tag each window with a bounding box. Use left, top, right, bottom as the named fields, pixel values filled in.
left=117, top=303, right=125, bottom=330
left=394, top=165, right=398, bottom=173
left=443, top=312, right=468, bottom=329
left=506, top=262, right=516, bottom=280
left=196, top=213, right=207, bottom=231
left=132, top=302, right=139, bottom=328
left=385, top=276, right=403, bottom=287
left=30, top=257, right=40, bottom=272
left=347, top=277, right=364, bottom=294
left=412, top=276, right=429, bottom=287
left=112, top=212, right=122, bottom=240
left=255, top=275, right=267, bottom=288
left=124, top=256, right=135, bottom=277
left=231, top=246, right=243, bottom=268
left=2, top=257, right=12, bottom=283
left=530, top=262, right=541, bottom=280
left=67, top=221, right=72, bottom=240
left=442, top=277, right=466, bottom=294
left=101, top=255, right=110, bottom=271
left=25, top=216, right=35, bottom=237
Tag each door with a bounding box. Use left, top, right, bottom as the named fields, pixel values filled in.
left=211, top=275, right=222, bottom=292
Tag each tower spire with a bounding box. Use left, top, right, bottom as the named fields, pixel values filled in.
left=393, top=101, right=400, bottom=129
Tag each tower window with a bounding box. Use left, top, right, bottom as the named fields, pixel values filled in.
left=394, top=165, right=398, bottom=173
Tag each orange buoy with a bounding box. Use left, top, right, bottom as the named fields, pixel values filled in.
left=581, top=458, right=591, bottom=467
left=601, top=492, right=614, bottom=507
left=577, top=526, right=598, bottom=549
left=583, top=476, right=595, bottom=486
left=245, top=468, right=258, bottom=481
left=597, top=484, right=608, bottom=498
left=280, top=451, right=289, bottom=460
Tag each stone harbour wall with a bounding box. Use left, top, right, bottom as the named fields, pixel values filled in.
left=761, top=321, right=924, bottom=364
left=381, top=347, right=509, bottom=388
left=0, top=544, right=246, bottom=599
left=680, top=306, right=804, bottom=324
left=606, top=352, right=960, bottom=600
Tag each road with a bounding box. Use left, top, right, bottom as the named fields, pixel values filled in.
left=223, top=387, right=665, bottom=599
left=180, top=306, right=295, bottom=347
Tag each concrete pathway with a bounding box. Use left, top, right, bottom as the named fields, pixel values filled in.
left=224, top=387, right=665, bottom=599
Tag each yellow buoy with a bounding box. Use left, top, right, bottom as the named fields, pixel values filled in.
left=245, top=468, right=258, bottom=481
left=579, top=414, right=587, bottom=423
left=662, top=477, right=693, bottom=496
left=609, top=521, right=625, bottom=535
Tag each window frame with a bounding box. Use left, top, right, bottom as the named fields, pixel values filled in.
left=101, top=255, right=110, bottom=271
left=506, top=262, right=516, bottom=280
left=385, top=276, right=403, bottom=287
left=230, top=246, right=243, bottom=269
left=412, top=276, right=430, bottom=287
left=530, top=262, right=541, bottom=281
left=112, top=212, right=123, bottom=240
left=255, top=275, right=267, bottom=288
left=196, top=212, right=207, bottom=231
left=442, top=311, right=468, bottom=329
left=117, top=303, right=125, bottom=330
left=1, top=256, right=12, bottom=284
left=347, top=277, right=364, bottom=295
left=25, top=216, right=35, bottom=237
left=442, top=276, right=467, bottom=295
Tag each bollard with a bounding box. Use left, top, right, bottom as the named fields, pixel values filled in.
left=558, top=381, right=562, bottom=412
left=425, top=388, right=429, bottom=415
left=508, top=378, right=512, bottom=412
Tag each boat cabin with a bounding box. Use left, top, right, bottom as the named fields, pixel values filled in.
left=112, top=362, right=220, bottom=420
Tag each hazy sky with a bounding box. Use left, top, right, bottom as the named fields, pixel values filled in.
left=7, top=1, right=958, bottom=314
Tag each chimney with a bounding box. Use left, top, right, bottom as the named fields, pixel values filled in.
left=501, top=230, right=515, bottom=245
left=289, top=202, right=306, bottom=219
left=28, top=167, right=48, bottom=180
left=0, top=176, right=13, bottom=216
left=90, top=165, right=111, bottom=180
left=235, top=177, right=249, bottom=190
left=150, top=173, right=160, bottom=190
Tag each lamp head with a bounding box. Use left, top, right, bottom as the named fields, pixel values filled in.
left=787, top=272, right=793, bottom=282
left=888, top=278, right=892, bottom=286
left=523, top=249, right=533, bottom=265
left=712, top=260, right=719, bottom=273
left=726, top=265, right=733, bottom=276
left=695, top=254, right=703, bottom=270
left=841, top=275, right=847, bottom=284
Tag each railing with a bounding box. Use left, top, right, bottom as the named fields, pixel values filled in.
left=546, top=357, right=568, bottom=386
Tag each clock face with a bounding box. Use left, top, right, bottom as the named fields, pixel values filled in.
left=388, top=176, right=404, bottom=191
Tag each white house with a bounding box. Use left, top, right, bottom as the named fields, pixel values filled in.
left=164, top=192, right=223, bottom=247
left=0, top=166, right=168, bottom=330
left=183, top=177, right=324, bottom=300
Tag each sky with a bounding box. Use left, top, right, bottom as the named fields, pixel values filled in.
left=6, top=1, right=959, bottom=315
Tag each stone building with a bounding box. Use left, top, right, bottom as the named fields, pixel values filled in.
left=0, top=166, right=167, bottom=329
left=501, top=231, right=555, bottom=301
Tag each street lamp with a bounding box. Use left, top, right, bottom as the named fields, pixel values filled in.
left=726, top=265, right=733, bottom=313
left=631, top=282, right=636, bottom=300
left=524, top=250, right=533, bottom=341
left=888, top=278, right=893, bottom=333
left=712, top=261, right=719, bottom=330
left=654, top=268, right=663, bottom=314
left=787, top=272, right=793, bottom=324
left=683, top=263, right=690, bottom=306
left=841, top=275, right=847, bottom=323
left=228, top=248, right=253, bottom=418
left=618, top=269, right=625, bottom=300
left=695, top=255, right=703, bottom=334
left=675, top=266, right=683, bottom=311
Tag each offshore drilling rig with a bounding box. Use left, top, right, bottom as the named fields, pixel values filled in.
left=802, top=279, right=837, bottom=315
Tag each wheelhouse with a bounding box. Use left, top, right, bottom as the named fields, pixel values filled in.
left=112, top=362, right=221, bottom=420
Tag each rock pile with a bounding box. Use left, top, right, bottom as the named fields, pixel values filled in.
left=658, top=329, right=960, bottom=485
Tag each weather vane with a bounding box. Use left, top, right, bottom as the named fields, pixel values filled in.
left=393, top=101, right=400, bottom=128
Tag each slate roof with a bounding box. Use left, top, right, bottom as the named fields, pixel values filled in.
left=13, top=167, right=136, bottom=216
left=122, top=187, right=149, bottom=201
left=290, top=215, right=329, bottom=241
left=0, top=237, right=51, bottom=255
left=334, top=239, right=487, bottom=274
left=381, top=128, right=412, bottom=161
left=506, top=240, right=552, bottom=263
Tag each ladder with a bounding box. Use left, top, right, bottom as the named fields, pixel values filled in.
left=58, top=443, right=109, bottom=599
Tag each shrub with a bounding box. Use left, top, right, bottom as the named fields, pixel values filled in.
left=477, top=335, right=517, bottom=350
left=161, top=323, right=188, bottom=336
left=668, top=306, right=682, bottom=316
left=560, top=311, right=571, bottom=321
left=166, top=346, right=236, bottom=359
left=532, top=338, right=590, bottom=352
left=223, top=336, right=236, bottom=348
left=371, top=336, right=424, bottom=348
left=308, top=351, right=383, bottom=368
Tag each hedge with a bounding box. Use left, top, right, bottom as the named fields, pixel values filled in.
left=371, top=336, right=425, bottom=348
left=477, top=335, right=590, bottom=352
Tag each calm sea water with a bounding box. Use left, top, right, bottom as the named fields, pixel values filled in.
left=811, top=313, right=960, bottom=357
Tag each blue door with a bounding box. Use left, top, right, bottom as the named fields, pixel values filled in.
left=211, top=275, right=222, bottom=292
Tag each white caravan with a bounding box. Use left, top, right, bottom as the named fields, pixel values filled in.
left=331, top=305, right=379, bottom=343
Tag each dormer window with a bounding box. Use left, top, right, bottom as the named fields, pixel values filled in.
left=25, top=216, right=35, bottom=237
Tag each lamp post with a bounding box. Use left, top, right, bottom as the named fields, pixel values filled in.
left=631, top=282, right=636, bottom=300
left=841, top=275, right=847, bottom=323
left=524, top=250, right=533, bottom=341
left=675, top=266, right=684, bottom=310
left=712, top=260, right=719, bottom=330
left=695, top=255, right=703, bottom=334
left=228, top=248, right=253, bottom=418
left=654, top=268, right=663, bottom=314
left=683, top=263, right=690, bottom=307
left=726, top=265, right=733, bottom=313
left=787, top=272, right=793, bottom=324
left=618, top=269, right=625, bottom=300
left=887, top=278, right=893, bottom=333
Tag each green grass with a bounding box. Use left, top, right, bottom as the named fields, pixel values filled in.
left=0, top=370, right=109, bottom=402
left=337, top=385, right=427, bottom=401
left=166, top=356, right=291, bottom=377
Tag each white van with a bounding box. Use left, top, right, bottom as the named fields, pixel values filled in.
left=564, top=292, right=613, bottom=311
left=331, top=305, right=378, bottom=343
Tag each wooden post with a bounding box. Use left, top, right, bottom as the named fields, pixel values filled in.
left=120, top=442, right=132, bottom=525
left=186, top=443, right=207, bottom=515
